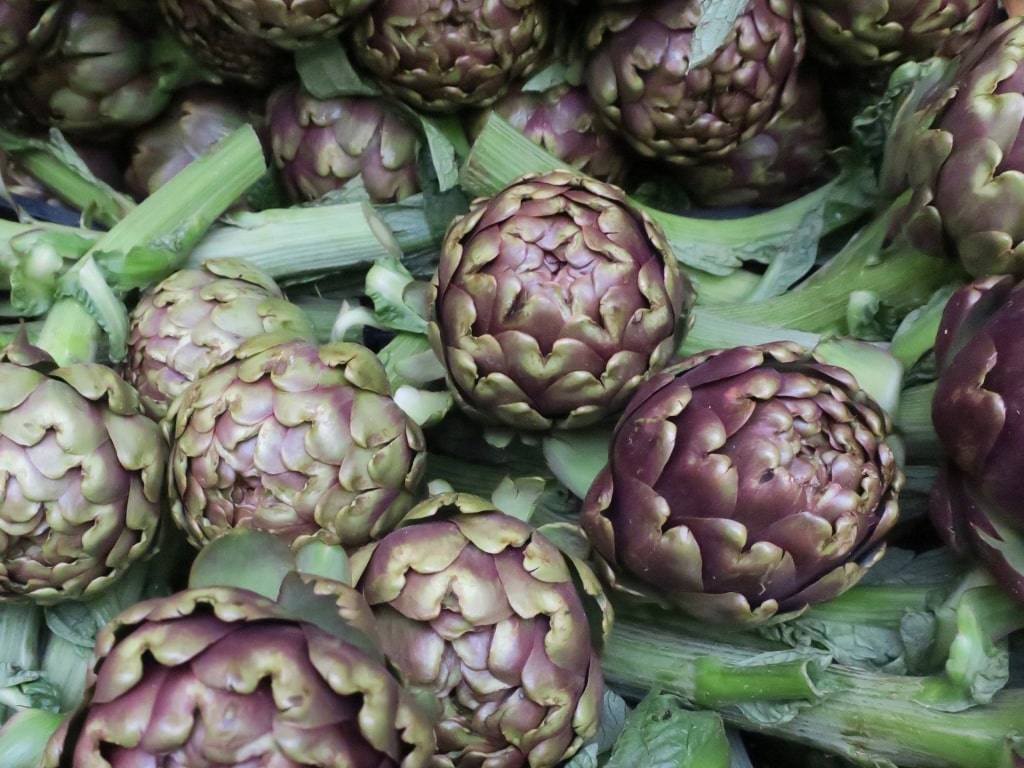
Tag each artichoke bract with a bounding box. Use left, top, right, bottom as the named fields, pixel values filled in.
left=0, top=343, right=166, bottom=604
left=350, top=493, right=609, bottom=768
left=428, top=169, right=695, bottom=432
left=267, top=82, right=421, bottom=204
left=580, top=342, right=903, bottom=626
left=125, top=258, right=317, bottom=422
left=40, top=586, right=436, bottom=767
left=583, top=0, right=805, bottom=165
left=929, top=275, right=1024, bottom=604
left=347, top=0, right=551, bottom=113
left=800, top=0, right=997, bottom=67
left=167, top=334, right=427, bottom=550
left=881, top=16, right=1024, bottom=278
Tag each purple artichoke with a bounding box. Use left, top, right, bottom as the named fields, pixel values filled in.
left=801, top=0, right=998, bottom=67
left=466, top=81, right=633, bottom=185
left=581, top=341, right=903, bottom=626
left=167, top=334, right=427, bottom=550
left=930, top=275, right=1024, bottom=604
left=583, top=0, right=805, bottom=165
left=350, top=492, right=609, bottom=768
left=0, top=0, right=66, bottom=82
left=428, top=169, right=695, bottom=432
left=347, top=0, right=552, bottom=113
left=267, top=81, right=421, bottom=204
left=124, top=258, right=316, bottom=421
left=41, top=586, right=437, bottom=766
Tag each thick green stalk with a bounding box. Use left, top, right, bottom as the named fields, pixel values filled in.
left=188, top=202, right=401, bottom=283
left=604, top=601, right=1024, bottom=768
left=897, top=381, right=941, bottom=462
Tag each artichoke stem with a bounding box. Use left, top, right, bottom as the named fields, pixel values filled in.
left=692, top=657, right=822, bottom=707
left=188, top=201, right=404, bottom=284
left=895, top=381, right=941, bottom=463
left=604, top=601, right=1024, bottom=768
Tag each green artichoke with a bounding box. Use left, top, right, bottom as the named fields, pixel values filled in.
left=350, top=492, right=610, bottom=768
left=125, top=258, right=316, bottom=422
left=125, top=85, right=268, bottom=199
left=0, top=342, right=166, bottom=604
left=583, top=0, right=805, bottom=165
left=800, top=0, right=998, bottom=67
left=0, top=0, right=66, bottom=82
left=929, top=275, right=1024, bottom=604
left=881, top=16, right=1024, bottom=278
left=580, top=341, right=903, bottom=626
left=466, top=82, right=632, bottom=185
left=347, top=0, right=552, bottom=113
left=681, top=71, right=832, bottom=208
left=40, top=586, right=437, bottom=766
left=267, top=81, right=421, bottom=204
left=428, top=169, right=695, bottom=432
left=7, top=0, right=212, bottom=136
left=159, top=0, right=291, bottom=87
left=167, top=334, right=427, bottom=550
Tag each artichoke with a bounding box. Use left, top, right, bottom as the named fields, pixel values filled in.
left=347, top=0, right=552, bottom=113
left=881, top=16, right=1024, bottom=277
left=929, top=275, right=1024, bottom=604
left=466, top=81, right=633, bottom=185
left=41, top=586, right=437, bottom=767
left=681, top=71, right=832, bottom=208
left=167, top=334, right=427, bottom=550
left=267, top=81, right=421, bottom=204
left=6, top=0, right=213, bottom=136
left=580, top=341, right=903, bottom=626
left=161, top=0, right=376, bottom=51
left=428, top=169, right=695, bottom=432
left=350, top=492, right=609, bottom=768
left=125, top=85, right=268, bottom=199
left=125, top=258, right=316, bottom=422
left=0, top=0, right=66, bottom=82
left=0, top=342, right=166, bottom=604
left=583, top=0, right=805, bottom=165
left=159, top=0, right=291, bottom=87
left=800, top=0, right=998, bottom=67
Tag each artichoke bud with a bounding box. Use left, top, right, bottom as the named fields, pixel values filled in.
left=582, top=0, right=806, bottom=165
left=350, top=492, right=610, bottom=768
left=40, top=586, right=438, bottom=767
left=0, top=345, right=166, bottom=604
left=125, top=257, right=317, bottom=421
left=167, top=334, right=428, bottom=552
left=347, top=0, right=553, bottom=114
left=581, top=341, right=904, bottom=627
left=429, top=169, right=697, bottom=433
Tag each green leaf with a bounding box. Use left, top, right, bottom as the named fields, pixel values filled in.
left=295, top=39, right=381, bottom=98
left=490, top=475, right=546, bottom=522
left=187, top=529, right=296, bottom=600
left=364, top=255, right=430, bottom=334
left=418, top=114, right=469, bottom=192
left=542, top=426, right=612, bottom=499
left=604, top=692, right=731, bottom=768
left=691, top=0, right=749, bottom=69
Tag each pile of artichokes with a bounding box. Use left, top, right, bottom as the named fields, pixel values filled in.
left=0, top=1, right=1023, bottom=768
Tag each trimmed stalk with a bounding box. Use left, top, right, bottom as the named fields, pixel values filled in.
left=897, top=381, right=941, bottom=462
left=604, top=601, right=1024, bottom=768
